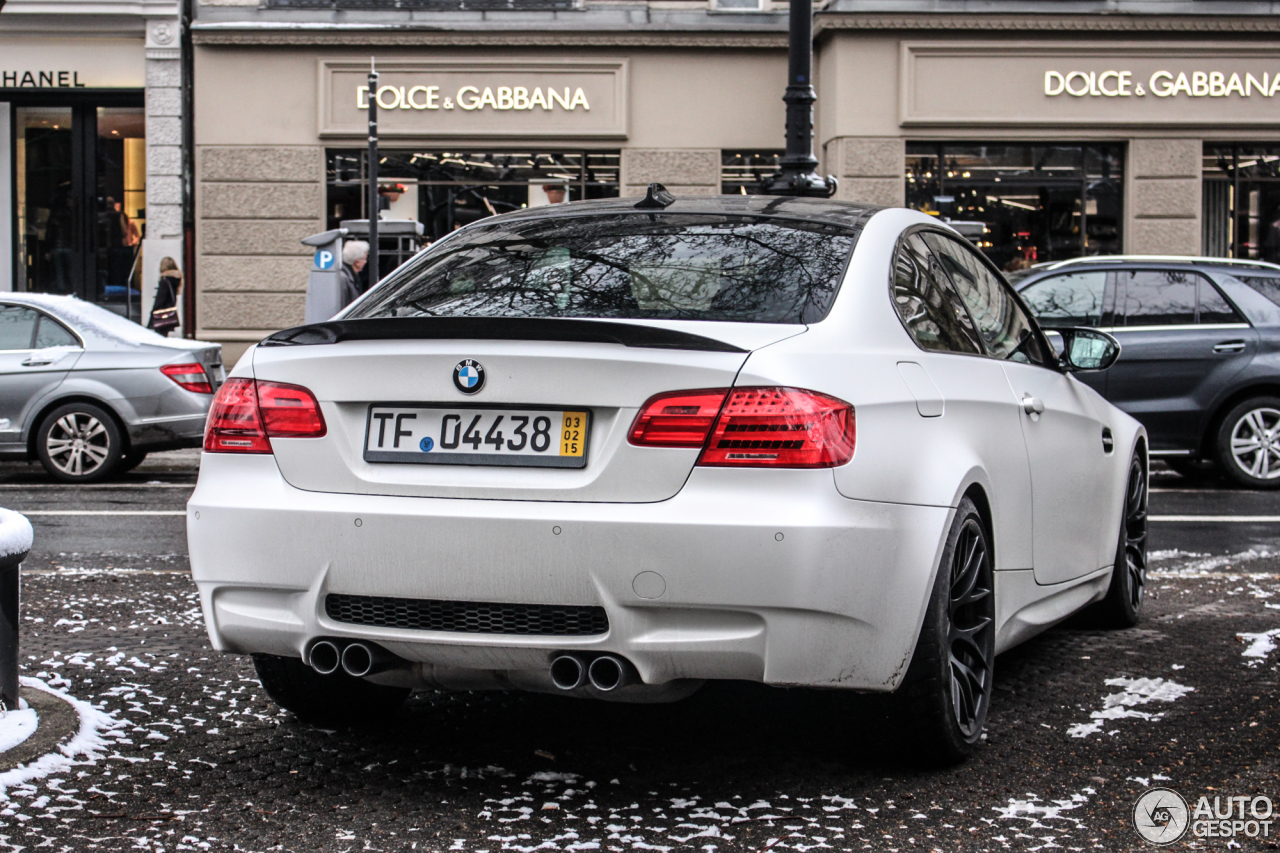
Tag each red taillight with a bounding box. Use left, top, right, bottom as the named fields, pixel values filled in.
left=698, top=387, right=855, bottom=468
left=203, top=378, right=325, bottom=453
left=256, top=381, right=326, bottom=438
left=161, top=362, right=212, bottom=394
left=628, top=389, right=729, bottom=447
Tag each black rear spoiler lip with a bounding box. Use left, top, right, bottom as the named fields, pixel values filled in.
left=259, top=317, right=749, bottom=354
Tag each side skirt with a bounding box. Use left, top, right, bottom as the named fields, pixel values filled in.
left=994, top=567, right=1112, bottom=655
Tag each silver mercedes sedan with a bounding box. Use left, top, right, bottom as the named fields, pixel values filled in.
left=0, top=293, right=224, bottom=482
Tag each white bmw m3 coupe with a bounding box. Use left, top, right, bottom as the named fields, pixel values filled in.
left=188, top=187, right=1147, bottom=762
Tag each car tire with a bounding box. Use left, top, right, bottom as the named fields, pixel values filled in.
left=1093, top=454, right=1148, bottom=629
left=118, top=449, right=148, bottom=473
left=895, top=496, right=995, bottom=765
left=252, top=653, right=410, bottom=725
left=35, top=402, right=124, bottom=483
left=1216, top=397, right=1280, bottom=489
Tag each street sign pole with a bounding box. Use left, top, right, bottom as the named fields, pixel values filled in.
left=759, top=0, right=837, bottom=198
left=367, top=59, right=380, bottom=289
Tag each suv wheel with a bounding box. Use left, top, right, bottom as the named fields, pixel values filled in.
left=1216, top=396, right=1280, bottom=489
left=35, top=402, right=123, bottom=483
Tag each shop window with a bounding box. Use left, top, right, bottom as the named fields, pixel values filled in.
left=14, top=102, right=146, bottom=317
left=721, top=151, right=783, bottom=195
left=1202, top=145, right=1280, bottom=262
left=905, top=143, right=1124, bottom=274
left=325, top=149, right=619, bottom=280
left=266, top=0, right=578, bottom=9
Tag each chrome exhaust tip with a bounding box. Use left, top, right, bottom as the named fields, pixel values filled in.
left=340, top=642, right=374, bottom=677
left=587, top=655, right=632, bottom=692
left=309, top=640, right=341, bottom=675
left=549, top=654, right=586, bottom=690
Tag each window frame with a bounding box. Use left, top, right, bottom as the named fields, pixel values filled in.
left=1111, top=267, right=1250, bottom=329
left=913, top=226, right=1057, bottom=369
left=0, top=302, right=84, bottom=352
left=887, top=227, right=985, bottom=357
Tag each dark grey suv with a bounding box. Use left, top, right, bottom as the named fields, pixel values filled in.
left=1014, top=255, right=1280, bottom=488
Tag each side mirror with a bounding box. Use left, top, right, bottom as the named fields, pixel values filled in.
left=1050, top=327, right=1120, bottom=372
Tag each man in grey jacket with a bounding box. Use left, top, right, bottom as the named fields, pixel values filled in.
left=339, top=240, right=370, bottom=309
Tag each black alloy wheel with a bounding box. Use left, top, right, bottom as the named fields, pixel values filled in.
left=1217, top=396, right=1280, bottom=489
left=1095, top=454, right=1148, bottom=628
left=898, top=497, right=995, bottom=763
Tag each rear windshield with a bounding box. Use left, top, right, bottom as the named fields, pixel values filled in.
left=347, top=214, right=858, bottom=325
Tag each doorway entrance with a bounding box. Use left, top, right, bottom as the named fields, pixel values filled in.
left=9, top=94, right=146, bottom=317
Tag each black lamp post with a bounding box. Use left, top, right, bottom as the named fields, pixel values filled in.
left=759, top=0, right=837, bottom=197
left=367, top=59, right=380, bottom=289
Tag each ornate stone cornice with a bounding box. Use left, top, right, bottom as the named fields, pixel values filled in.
left=814, top=13, right=1280, bottom=35
left=192, top=27, right=787, bottom=46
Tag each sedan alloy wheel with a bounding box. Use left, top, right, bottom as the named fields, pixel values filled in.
left=36, top=402, right=124, bottom=483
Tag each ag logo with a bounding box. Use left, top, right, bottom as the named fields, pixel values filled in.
left=1133, top=787, right=1190, bottom=845
left=453, top=359, right=485, bottom=394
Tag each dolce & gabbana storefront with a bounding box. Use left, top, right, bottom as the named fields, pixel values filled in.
left=191, top=10, right=1280, bottom=358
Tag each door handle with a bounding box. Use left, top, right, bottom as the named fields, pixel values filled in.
left=20, top=356, right=54, bottom=367
left=1213, top=340, right=1247, bottom=354
left=1022, top=396, right=1045, bottom=416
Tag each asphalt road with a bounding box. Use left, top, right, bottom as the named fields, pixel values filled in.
left=0, top=455, right=1277, bottom=852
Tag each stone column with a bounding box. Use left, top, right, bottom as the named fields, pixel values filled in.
left=620, top=149, right=721, bottom=197
left=827, top=137, right=904, bottom=208
left=142, top=18, right=185, bottom=331
left=196, top=146, right=325, bottom=364
left=1126, top=139, right=1202, bottom=255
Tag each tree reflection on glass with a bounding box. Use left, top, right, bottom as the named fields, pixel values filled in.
left=348, top=215, right=856, bottom=325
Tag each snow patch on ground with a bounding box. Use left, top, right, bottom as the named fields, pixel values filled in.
left=0, top=508, right=33, bottom=559
left=0, top=676, right=130, bottom=800
left=1238, top=628, right=1280, bottom=666
left=1067, top=677, right=1195, bottom=738
left=0, top=702, right=37, bottom=753
left=994, top=788, right=1093, bottom=829
left=1149, top=549, right=1276, bottom=577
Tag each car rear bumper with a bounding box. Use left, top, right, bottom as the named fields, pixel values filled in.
left=187, top=454, right=952, bottom=692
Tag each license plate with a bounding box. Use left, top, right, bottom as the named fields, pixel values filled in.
left=363, top=406, right=590, bottom=468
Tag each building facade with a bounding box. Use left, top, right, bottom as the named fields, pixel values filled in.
left=181, top=0, right=1280, bottom=361
left=1, top=0, right=188, bottom=329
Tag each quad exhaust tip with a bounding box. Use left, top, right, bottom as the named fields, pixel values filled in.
left=309, top=640, right=341, bottom=675
left=550, top=654, right=586, bottom=690
left=588, top=655, right=633, bottom=692
left=341, top=642, right=376, bottom=678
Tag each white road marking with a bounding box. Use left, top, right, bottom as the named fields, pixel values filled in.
left=17, top=510, right=186, bottom=516
left=0, top=483, right=192, bottom=489
left=1149, top=515, right=1280, bottom=523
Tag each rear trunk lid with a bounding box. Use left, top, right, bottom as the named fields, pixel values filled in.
left=252, top=319, right=802, bottom=502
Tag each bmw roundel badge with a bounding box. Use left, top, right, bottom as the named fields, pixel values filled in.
left=453, top=359, right=485, bottom=394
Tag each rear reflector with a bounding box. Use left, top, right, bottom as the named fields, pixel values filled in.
left=628, top=389, right=729, bottom=447
left=698, top=387, right=855, bottom=468
left=160, top=362, right=212, bottom=394
left=204, top=378, right=325, bottom=453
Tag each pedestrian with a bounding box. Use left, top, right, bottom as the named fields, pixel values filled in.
left=147, top=257, right=182, bottom=337
left=339, top=240, right=370, bottom=308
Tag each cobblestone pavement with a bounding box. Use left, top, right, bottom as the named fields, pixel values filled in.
left=0, top=461, right=1278, bottom=852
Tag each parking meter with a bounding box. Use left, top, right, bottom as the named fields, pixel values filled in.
left=302, top=228, right=347, bottom=324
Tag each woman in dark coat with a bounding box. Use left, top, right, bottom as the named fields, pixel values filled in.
left=148, top=257, right=183, bottom=336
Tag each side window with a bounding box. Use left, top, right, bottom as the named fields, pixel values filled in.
left=890, top=233, right=982, bottom=354
left=1018, top=272, right=1109, bottom=328
left=0, top=305, right=39, bottom=351
left=921, top=232, right=1049, bottom=366
left=1197, top=279, right=1244, bottom=324
left=34, top=314, right=79, bottom=348
left=1117, top=270, right=1197, bottom=326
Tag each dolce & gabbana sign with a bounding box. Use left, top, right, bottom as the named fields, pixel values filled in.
left=901, top=43, right=1280, bottom=127
left=319, top=59, right=627, bottom=139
